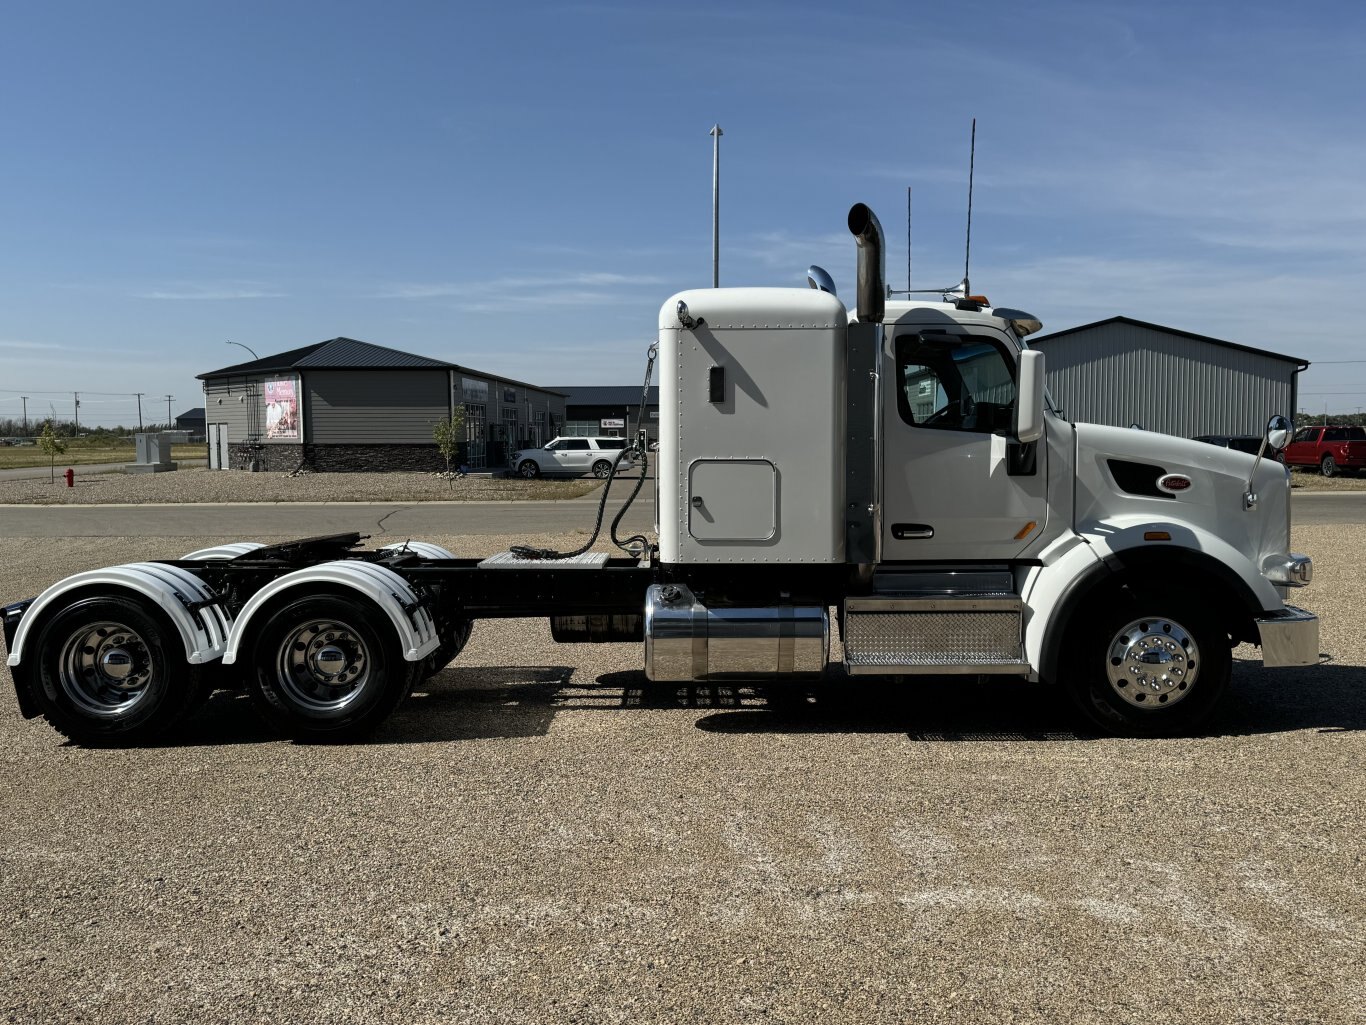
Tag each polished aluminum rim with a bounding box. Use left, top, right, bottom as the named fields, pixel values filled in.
left=1105, top=617, right=1198, bottom=709
left=277, top=619, right=370, bottom=712
left=58, top=620, right=154, bottom=718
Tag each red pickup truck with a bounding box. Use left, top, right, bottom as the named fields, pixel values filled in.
left=1283, top=425, right=1366, bottom=476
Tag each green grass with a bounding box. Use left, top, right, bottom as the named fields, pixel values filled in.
left=0, top=440, right=207, bottom=470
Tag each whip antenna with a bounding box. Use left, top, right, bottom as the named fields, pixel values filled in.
left=964, top=117, right=976, bottom=297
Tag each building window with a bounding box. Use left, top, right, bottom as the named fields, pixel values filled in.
left=465, top=403, right=487, bottom=440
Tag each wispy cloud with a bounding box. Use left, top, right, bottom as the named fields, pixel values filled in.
left=132, top=282, right=287, bottom=300
left=371, top=271, right=667, bottom=309
left=0, top=339, right=57, bottom=350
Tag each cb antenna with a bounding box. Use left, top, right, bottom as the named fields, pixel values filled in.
left=963, top=117, right=976, bottom=297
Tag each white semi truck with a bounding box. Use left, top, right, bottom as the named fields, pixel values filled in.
left=2, top=204, right=1319, bottom=745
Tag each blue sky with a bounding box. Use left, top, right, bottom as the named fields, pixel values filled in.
left=2, top=0, right=1364, bottom=427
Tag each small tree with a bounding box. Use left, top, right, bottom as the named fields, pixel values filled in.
left=432, top=408, right=466, bottom=482
left=39, top=419, right=67, bottom=483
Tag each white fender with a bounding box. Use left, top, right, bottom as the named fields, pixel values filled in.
left=378, top=541, right=457, bottom=560
left=221, top=560, right=440, bottom=666
left=1020, top=518, right=1282, bottom=679
left=7, top=562, right=231, bottom=668
left=182, top=542, right=266, bottom=560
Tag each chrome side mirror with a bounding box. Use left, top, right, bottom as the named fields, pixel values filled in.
left=1265, top=414, right=1291, bottom=452
left=1245, top=413, right=1293, bottom=510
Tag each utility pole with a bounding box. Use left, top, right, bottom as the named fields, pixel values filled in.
left=73, top=392, right=80, bottom=434
left=165, top=395, right=174, bottom=429
left=20, top=396, right=27, bottom=436
left=710, top=123, right=723, bottom=288
left=134, top=392, right=144, bottom=431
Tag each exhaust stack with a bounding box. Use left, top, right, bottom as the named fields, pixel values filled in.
left=848, top=203, right=886, bottom=324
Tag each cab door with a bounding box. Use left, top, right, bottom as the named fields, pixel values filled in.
left=880, top=327, right=1049, bottom=562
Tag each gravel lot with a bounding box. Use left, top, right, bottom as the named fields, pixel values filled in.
left=1, top=526, right=1362, bottom=1024
left=0, top=467, right=602, bottom=505
left=0, top=461, right=1359, bottom=506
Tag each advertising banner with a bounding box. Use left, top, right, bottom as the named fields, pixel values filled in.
left=264, top=376, right=299, bottom=439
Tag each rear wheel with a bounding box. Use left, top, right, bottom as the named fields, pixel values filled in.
left=518, top=459, right=540, bottom=479
left=1061, top=590, right=1230, bottom=736
left=1321, top=454, right=1337, bottom=477
left=248, top=595, right=415, bottom=742
left=421, top=619, right=474, bottom=681
left=30, top=595, right=204, bottom=746
left=592, top=459, right=613, bottom=479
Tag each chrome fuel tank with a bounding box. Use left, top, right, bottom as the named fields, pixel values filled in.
left=643, top=584, right=828, bottom=682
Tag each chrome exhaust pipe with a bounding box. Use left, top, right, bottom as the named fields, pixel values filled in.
left=848, top=203, right=885, bottom=325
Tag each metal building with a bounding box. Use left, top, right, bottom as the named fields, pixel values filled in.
left=199, top=338, right=565, bottom=472
left=1030, top=317, right=1309, bottom=438
left=550, top=386, right=660, bottom=444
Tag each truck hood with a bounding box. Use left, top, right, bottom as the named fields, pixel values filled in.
left=1072, top=422, right=1291, bottom=572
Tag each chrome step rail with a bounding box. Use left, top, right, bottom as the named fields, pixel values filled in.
left=844, top=570, right=1029, bottom=675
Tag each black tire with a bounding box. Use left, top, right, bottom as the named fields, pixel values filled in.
left=518, top=459, right=540, bottom=479
left=1060, top=589, right=1231, bottom=736
left=247, top=594, right=416, bottom=742
left=420, top=619, right=474, bottom=681
left=592, top=459, right=613, bottom=479
left=29, top=595, right=205, bottom=746
left=1321, top=454, right=1337, bottom=477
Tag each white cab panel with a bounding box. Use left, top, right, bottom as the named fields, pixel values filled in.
left=658, top=288, right=847, bottom=564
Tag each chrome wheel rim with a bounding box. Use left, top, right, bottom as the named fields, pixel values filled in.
left=58, top=620, right=155, bottom=718
left=1105, top=617, right=1199, bottom=709
left=277, top=619, right=370, bottom=712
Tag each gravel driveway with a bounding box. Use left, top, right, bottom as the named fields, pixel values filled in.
left=0, top=467, right=603, bottom=505
left=0, top=526, right=1362, bottom=1024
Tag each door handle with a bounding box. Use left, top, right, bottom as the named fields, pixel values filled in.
left=891, top=523, right=934, bottom=540
left=691, top=496, right=704, bottom=507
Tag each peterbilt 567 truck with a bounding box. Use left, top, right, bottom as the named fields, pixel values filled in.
left=2, top=204, right=1319, bottom=745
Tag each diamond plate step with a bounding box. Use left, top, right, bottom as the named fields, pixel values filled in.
left=843, top=595, right=1028, bottom=675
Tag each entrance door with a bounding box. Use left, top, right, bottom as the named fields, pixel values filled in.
left=880, top=327, right=1048, bottom=562
left=208, top=423, right=229, bottom=470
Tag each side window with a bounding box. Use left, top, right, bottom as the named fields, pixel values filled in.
left=894, top=333, right=1017, bottom=433
left=563, top=439, right=591, bottom=450
left=597, top=439, right=627, bottom=450
left=1292, top=428, right=1316, bottom=443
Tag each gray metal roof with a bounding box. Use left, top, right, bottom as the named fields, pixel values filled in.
left=549, top=386, right=659, bottom=407
left=1032, top=316, right=1309, bottom=367
left=198, top=337, right=453, bottom=379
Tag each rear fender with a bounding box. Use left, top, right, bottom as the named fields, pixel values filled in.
left=221, top=560, right=439, bottom=665
left=5, top=562, right=231, bottom=669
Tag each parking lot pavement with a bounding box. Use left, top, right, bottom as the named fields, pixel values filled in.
left=0, top=529, right=1362, bottom=1024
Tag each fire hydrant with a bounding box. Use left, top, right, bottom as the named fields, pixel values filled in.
left=64, top=468, right=74, bottom=488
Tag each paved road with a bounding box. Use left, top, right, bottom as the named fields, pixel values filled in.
left=0, top=489, right=1358, bottom=537
left=0, top=494, right=658, bottom=538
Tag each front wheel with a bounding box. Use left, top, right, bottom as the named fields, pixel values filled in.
left=248, top=595, right=415, bottom=742
left=30, top=595, right=205, bottom=746
left=517, top=459, right=540, bottom=479
left=592, top=459, right=613, bottom=479
left=1061, top=593, right=1231, bottom=736
left=1321, top=454, right=1337, bottom=477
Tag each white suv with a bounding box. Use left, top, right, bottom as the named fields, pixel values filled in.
left=512, top=437, right=635, bottom=479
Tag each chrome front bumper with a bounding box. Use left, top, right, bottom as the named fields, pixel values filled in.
left=1256, top=605, right=1320, bottom=667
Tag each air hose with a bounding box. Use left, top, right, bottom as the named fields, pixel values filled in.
left=509, top=345, right=657, bottom=561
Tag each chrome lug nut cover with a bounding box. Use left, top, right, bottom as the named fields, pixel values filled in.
left=1104, top=617, right=1199, bottom=709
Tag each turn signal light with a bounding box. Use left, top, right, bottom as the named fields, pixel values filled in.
left=1144, top=531, right=1172, bottom=541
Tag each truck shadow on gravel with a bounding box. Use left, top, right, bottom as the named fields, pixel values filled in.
left=163, top=658, right=1362, bottom=746
left=673, top=659, right=1366, bottom=741
left=169, top=667, right=571, bottom=746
